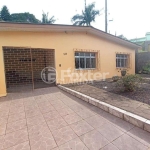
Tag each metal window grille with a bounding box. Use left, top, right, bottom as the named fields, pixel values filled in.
left=75, top=52, right=96, bottom=69
left=116, top=54, right=129, bottom=68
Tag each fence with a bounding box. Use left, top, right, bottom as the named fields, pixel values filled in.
left=135, top=52, right=150, bottom=73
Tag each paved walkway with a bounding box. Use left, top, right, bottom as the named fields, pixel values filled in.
left=68, top=84, right=150, bottom=120
left=0, top=87, right=150, bottom=150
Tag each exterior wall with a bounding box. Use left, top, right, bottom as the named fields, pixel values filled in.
left=136, top=52, right=150, bottom=73
left=144, top=41, right=150, bottom=51
left=0, top=31, right=136, bottom=96
left=4, top=49, right=32, bottom=86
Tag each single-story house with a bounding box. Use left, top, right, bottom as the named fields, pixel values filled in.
left=0, top=22, right=140, bottom=97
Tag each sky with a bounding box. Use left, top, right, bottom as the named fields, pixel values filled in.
left=0, top=0, right=150, bottom=39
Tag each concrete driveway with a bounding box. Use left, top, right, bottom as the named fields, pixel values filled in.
left=0, top=87, right=150, bottom=150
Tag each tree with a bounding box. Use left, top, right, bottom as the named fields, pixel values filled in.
left=0, top=6, right=11, bottom=21
left=118, top=35, right=128, bottom=40
left=42, top=11, right=55, bottom=24
left=11, top=13, right=40, bottom=23
left=71, top=3, right=99, bottom=26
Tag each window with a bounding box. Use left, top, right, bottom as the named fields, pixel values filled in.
left=116, top=54, right=129, bottom=68
left=75, top=52, right=96, bottom=69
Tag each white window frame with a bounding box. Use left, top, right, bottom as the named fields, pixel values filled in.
left=75, top=52, right=96, bottom=70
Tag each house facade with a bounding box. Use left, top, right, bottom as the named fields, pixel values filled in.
left=0, top=22, right=140, bottom=97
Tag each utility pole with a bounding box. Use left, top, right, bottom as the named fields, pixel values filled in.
left=105, top=0, right=108, bottom=33
left=85, top=0, right=87, bottom=10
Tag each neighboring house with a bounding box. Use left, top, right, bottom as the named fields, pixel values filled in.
left=130, top=32, right=150, bottom=51
left=0, top=22, right=140, bottom=97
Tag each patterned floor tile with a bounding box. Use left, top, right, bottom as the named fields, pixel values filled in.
left=0, top=135, right=4, bottom=150
left=76, top=109, right=95, bottom=119
left=58, top=107, right=74, bottom=117
left=10, top=99, right=23, bottom=105
left=61, top=98, right=77, bottom=106
left=37, top=101, right=51, bottom=108
left=8, top=112, right=26, bottom=123
left=56, top=93, right=67, bottom=99
left=29, top=135, right=57, bottom=150
left=43, top=111, right=61, bottom=121
left=85, top=115, right=108, bottom=129
left=34, top=96, right=48, bottom=104
left=51, top=147, right=59, bottom=150
left=0, top=106, right=9, bottom=113
left=52, top=126, right=77, bottom=146
left=6, top=119, right=27, bottom=134
left=25, top=109, right=42, bottom=118
left=3, top=128, right=29, bottom=149
left=70, top=120, right=94, bottom=136
left=0, top=101, right=11, bottom=107
left=0, top=110, right=9, bottom=118
left=52, top=103, right=67, bottom=110
left=0, top=117, right=8, bottom=126
left=1, top=87, right=150, bottom=150
left=44, top=93, right=58, bottom=99
left=10, top=101, right=24, bottom=108
left=28, top=123, right=57, bottom=150
left=111, top=118, right=134, bottom=132
left=39, top=105, right=55, bottom=114
left=0, top=123, right=6, bottom=136
left=101, top=143, right=119, bottom=150
left=97, top=122, right=124, bottom=142
left=89, top=106, right=105, bottom=115
left=80, top=130, right=109, bottom=150
left=69, top=104, right=85, bottom=112
left=28, top=123, right=50, bottom=139
left=5, top=141, right=30, bottom=150
left=50, top=100, right=64, bottom=106
left=59, top=137, right=88, bottom=150
left=27, top=115, right=45, bottom=127
left=112, top=134, right=148, bottom=150
left=23, top=101, right=37, bottom=107
left=9, top=106, right=25, bottom=115
left=100, top=111, right=121, bottom=123
left=24, top=105, right=38, bottom=111
left=46, top=97, right=60, bottom=102
left=47, top=117, right=68, bottom=131
left=23, top=97, right=35, bottom=103
left=63, top=113, right=82, bottom=124
left=127, top=127, right=150, bottom=147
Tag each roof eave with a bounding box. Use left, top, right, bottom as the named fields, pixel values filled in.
left=0, top=22, right=141, bottom=49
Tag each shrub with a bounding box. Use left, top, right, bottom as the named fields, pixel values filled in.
left=112, top=76, right=119, bottom=82
left=142, top=62, right=150, bottom=74
left=117, top=74, right=142, bottom=92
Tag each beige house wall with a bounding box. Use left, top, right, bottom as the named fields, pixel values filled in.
left=0, top=31, right=136, bottom=96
